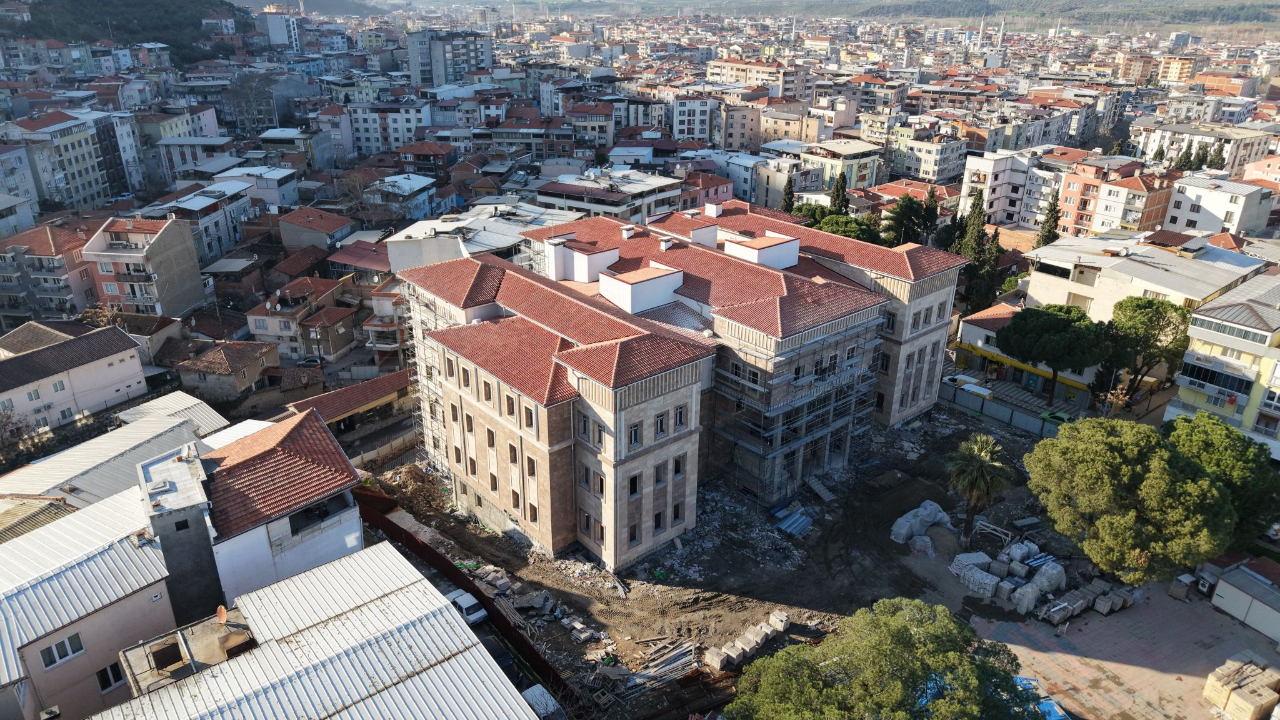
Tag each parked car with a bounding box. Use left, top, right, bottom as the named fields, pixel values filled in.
left=474, top=624, right=526, bottom=689
left=1038, top=411, right=1074, bottom=426
left=297, top=357, right=323, bottom=368
left=445, top=589, right=488, bottom=625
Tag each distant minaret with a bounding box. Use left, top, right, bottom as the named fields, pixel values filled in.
left=792, top=16, right=798, bottom=46
left=996, top=19, right=1005, bottom=47
left=976, top=15, right=985, bottom=50
left=1054, top=18, right=1062, bottom=38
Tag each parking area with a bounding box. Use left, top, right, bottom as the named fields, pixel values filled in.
left=975, top=589, right=1279, bottom=719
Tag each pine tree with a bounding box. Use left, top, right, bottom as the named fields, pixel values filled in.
left=967, top=227, right=1002, bottom=312
left=1152, top=143, right=1166, bottom=162
left=1207, top=142, right=1227, bottom=171
left=1192, top=144, right=1209, bottom=170
left=1036, top=194, right=1061, bottom=248
left=922, top=188, right=939, bottom=243
left=1109, top=140, right=1124, bottom=155
left=881, top=195, right=924, bottom=248
left=1173, top=145, right=1195, bottom=171
left=781, top=176, right=795, bottom=213
left=830, top=172, right=849, bottom=215
left=953, top=190, right=986, bottom=258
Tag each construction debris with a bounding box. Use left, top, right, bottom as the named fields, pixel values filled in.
left=890, top=500, right=953, bottom=543
left=1205, top=653, right=1280, bottom=720
left=616, top=639, right=699, bottom=701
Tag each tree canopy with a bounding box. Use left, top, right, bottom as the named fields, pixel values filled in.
left=781, top=177, right=795, bottom=214
left=1165, top=413, right=1280, bottom=548
left=1105, top=296, right=1190, bottom=396
left=830, top=172, right=849, bottom=215
left=1025, top=418, right=1237, bottom=584
left=1207, top=142, right=1227, bottom=171
left=947, top=434, right=1012, bottom=538
left=1192, top=144, right=1210, bottom=170
left=724, top=598, right=1041, bottom=720
left=1035, top=195, right=1060, bottom=249
left=881, top=194, right=925, bottom=247
left=1173, top=145, right=1195, bottom=171
left=818, top=214, right=882, bottom=244
left=793, top=203, right=832, bottom=223
left=994, top=304, right=1107, bottom=406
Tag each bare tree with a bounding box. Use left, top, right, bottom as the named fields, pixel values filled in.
left=224, top=72, right=280, bottom=139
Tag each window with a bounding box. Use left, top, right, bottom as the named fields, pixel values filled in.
left=595, top=423, right=605, bottom=446
left=1169, top=215, right=1179, bottom=225
left=883, top=311, right=897, bottom=333
left=52, top=380, right=64, bottom=392
left=579, top=414, right=590, bottom=438
left=628, top=423, right=641, bottom=448
left=506, top=396, right=515, bottom=415
left=654, top=412, right=667, bottom=438
left=97, top=662, right=124, bottom=693
left=1189, top=204, right=1201, bottom=213
left=59, top=408, right=72, bottom=420
left=629, top=474, right=640, bottom=497
left=253, top=318, right=268, bottom=331
left=0, top=399, right=11, bottom=410
left=529, top=504, right=538, bottom=523
left=474, top=493, right=482, bottom=507
left=673, top=502, right=683, bottom=523
left=524, top=407, right=534, bottom=427
left=923, top=307, right=933, bottom=326
left=629, top=523, right=639, bottom=545
left=446, top=359, right=455, bottom=377
left=526, top=457, right=536, bottom=477
left=486, top=428, right=495, bottom=447
left=1205, top=394, right=1227, bottom=409
left=490, top=473, right=498, bottom=491
left=878, top=353, right=890, bottom=373
left=450, top=404, right=458, bottom=422
left=673, top=454, right=686, bottom=479
left=464, top=414, right=473, bottom=433
left=654, top=511, right=665, bottom=532
left=596, top=522, right=606, bottom=546
left=654, top=461, right=668, bottom=486
left=910, top=311, right=921, bottom=331
left=1142, top=290, right=1169, bottom=301
left=1185, top=219, right=1198, bottom=229
left=461, top=368, right=470, bottom=387
left=509, top=444, right=518, bottom=464
left=467, top=458, right=476, bottom=475
left=674, top=404, right=687, bottom=430
left=278, top=320, right=292, bottom=331
left=512, top=489, right=520, bottom=508
left=39, top=633, right=84, bottom=669
left=26, top=388, right=38, bottom=402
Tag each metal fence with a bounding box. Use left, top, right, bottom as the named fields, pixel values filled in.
left=938, top=383, right=1060, bottom=438
left=349, top=428, right=418, bottom=468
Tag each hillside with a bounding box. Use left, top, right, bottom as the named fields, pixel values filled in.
left=236, top=0, right=384, bottom=18
left=17, top=0, right=251, bottom=66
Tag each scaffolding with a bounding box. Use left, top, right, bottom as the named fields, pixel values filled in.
left=401, top=281, right=454, bottom=472
left=707, top=312, right=884, bottom=507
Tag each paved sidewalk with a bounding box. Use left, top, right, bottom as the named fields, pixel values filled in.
left=975, top=590, right=1277, bottom=719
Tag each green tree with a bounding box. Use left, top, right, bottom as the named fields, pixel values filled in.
left=1165, top=413, right=1280, bottom=548
left=781, top=177, right=795, bottom=214
left=1152, top=143, right=1166, bottom=162
left=1173, top=144, right=1196, bottom=171
left=952, top=191, right=986, bottom=259
left=994, top=304, right=1107, bottom=407
left=817, top=214, right=882, bottom=244
left=1001, top=272, right=1027, bottom=293
left=830, top=172, right=849, bottom=215
left=1024, top=418, right=1236, bottom=584
left=947, top=434, right=1012, bottom=539
left=1207, top=142, right=1227, bottom=171
left=725, top=598, right=1040, bottom=720
left=1108, top=296, right=1190, bottom=396
left=1192, top=144, right=1209, bottom=170
left=967, top=227, right=1002, bottom=312
left=922, top=188, right=940, bottom=240
left=1109, top=140, right=1124, bottom=155
left=792, top=203, right=831, bottom=223
left=933, top=210, right=961, bottom=251
left=881, top=194, right=925, bottom=247
left=1035, top=194, right=1061, bottom=248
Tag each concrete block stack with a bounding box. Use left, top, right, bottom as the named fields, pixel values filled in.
left=1012, top=584, right=1040, bottom=614
left=949, top=551, right=992, bottom=574
left=1206, top=652, right=1280, bottom=720
left=712, top=609, right=791, bottom=672
left=768, top=610, right=791, bottom=632
left=961, top=564, right=1000, bottom=598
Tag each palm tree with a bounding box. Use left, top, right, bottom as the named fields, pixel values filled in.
left=945, top=434, right=1012, bottom=541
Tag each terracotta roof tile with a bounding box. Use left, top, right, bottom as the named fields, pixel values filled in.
left=203, top=410, right=359, bottom=539
left=960, top=303, right=1018, bottom=332
left=430, top=317, right=578, bottom=405
left=0, top=218, right=104, bottom=256
left=398, top=255, right=505, bottom=309
left=177, top=341, right=275, bottom=375
left=273, top=245, right=330, bottom=276
left=289, top=369, right=410, bottom=421
left=555, top=333, right=710, bottom=388
left=279, top=207, right=354, bottom=235
left=103, top=217, right=168, bottom=234
left=300, top=306, right=357, bottom=327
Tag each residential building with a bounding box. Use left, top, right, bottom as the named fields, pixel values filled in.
left=706, top=59, right=809, bottom=99
left=959, top=145, right=1095, bottom=230
left=395, top=141, right=458, bottom=181
left=1058, top=157, right=1144, bottom=238
left=1165, top=272, right=1280, bottom=458
left=1129, top=121, right=1271, bottom=177
left=82, top=217, right=206, bottom=317
left=0, top=491, right=176, bottom=720
left=2, top=111, right=108, bottom=210
left=492, top=117, right=575, bottom=162
left=1024, top=230, right=1266, bottom=324
left=258, top=127, right=334, bottom=171
left=406, top=30, right=494, bottom=87
left=278, top=207, right=355, bottom=252
left=177, top=341, right=279, bottom=401
left=247, top=275, right=350, bottom=360
left=798, top=139, right=884, bottom=191
left=1091, top=172, right=1177, bottom=234
left=0, top=144, right=42, bottom=209
left=1193, top=71, right=1259, bottom=98
left=349, top=100, right=432, bottom=155
left=364, top=174, right=436, bottom=220
left=648, top=200, right=968, bottom=427
left=717, top=104, right=761, bottom=153
left=95, top=544, right=536, bottom=720
left=672, top=96, right=718, bottom=143
left=254, top=12, right=300, bottom=53
left=955, top=303, right=1095, bottom=409
left=1166, top=174, right=1272, bottom=236
left=0, top=217, right=104, bottom=328
left=363, top=277, right=410, bottom=369
left=534, top=169, right=682, bottom=223
left=884, top=125, right=967, bottom=184
left=211, top=167, right=299, bottom=207
left=139, top=181, right=254, bottom=265
left=313, top=105, right=354, bottom=163
left=753, top=158, right=823, bottom=211
left=0, top=322, right=144, bottom=431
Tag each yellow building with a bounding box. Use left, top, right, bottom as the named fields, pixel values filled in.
left=1165, top=273, right=1280, bottom=458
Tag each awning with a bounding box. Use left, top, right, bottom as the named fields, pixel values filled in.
left=957, top=343, right=1091, bottom=392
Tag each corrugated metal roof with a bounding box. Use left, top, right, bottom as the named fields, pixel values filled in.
left=201, top=419, right=274, bottom=449
left=116, top=391, right=230, bottom=437
left=0, top=489, right=164, bottom=688
left=1195, top=273, right=1280, bottom=332
left=94, top=543, right=538, bottom=720
left=0, top=417, right=203, bottom=506
left=0, top=497, right=74, bottom=543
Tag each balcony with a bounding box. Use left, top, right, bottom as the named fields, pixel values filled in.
left=0, top=281, right=25, bottom=294
left=0, top=302, right=31, bottom=316
left=34, top=283, right=71, bottom=298
left=1166, top=396, right=1243, bottom=427
left=123, top=292, right=157, bottom=302
left=115, top=272, right=151, bottom=283
left=1183, top=351, right=1258, bottom=383
left=27, top=264, right=66, bottom=278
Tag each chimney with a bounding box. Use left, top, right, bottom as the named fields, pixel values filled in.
left=620, top=224, right=635, bottom=239
left=659, top=238, right=672, bottom=251
left=125, top=218, right=133, bottom=229
left=705, top=202, right=723, bottom=218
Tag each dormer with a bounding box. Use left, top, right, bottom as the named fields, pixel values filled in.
left=721, top=229, right=800, bottom=270
left=600, top=263, right=684, bottom=314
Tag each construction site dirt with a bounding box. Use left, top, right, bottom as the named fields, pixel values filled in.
left=373, top=404, right=1048, bottom=718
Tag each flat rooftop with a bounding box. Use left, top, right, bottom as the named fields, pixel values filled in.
left=120, top=607, right=253, bottom=697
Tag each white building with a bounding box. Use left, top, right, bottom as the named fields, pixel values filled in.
left=0, top=324, right=145, bottom=432
left=364, top=173, right=436, bottom=220
left=212, top=166, right=299, bottom=207
left=1165, top=174, right=1272, bottom=236
left=349, top=100, right=432, bottom=155
left=672, top=96, right=719, bottom=143
left=534, top=169, right=682, bottom=223
left=959, top=145, right=1092, bottom=229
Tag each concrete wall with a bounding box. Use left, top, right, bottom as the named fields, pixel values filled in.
left=151, top=504, right=224, bottom=626
left=18, top=583, right=175, bottom=720
left=151, top=223, right=206, bottom=317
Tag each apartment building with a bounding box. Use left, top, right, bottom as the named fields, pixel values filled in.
left=406, top=30, right=494, bottom=87
left=255, top=12, right=300, bottom=52
left=0, top=217, right=104, bottom=328
left=565, top=103, right=616, bottom=151
left=0, top=144, right=43, bottom=209
left=0, top=323, right=144, bottom=431
left=349, top=100, right=432, bottom=155
left=672, top=96, right=718, bottom=143
left=1024, top=230, right=1265, bottom=323
left=1164, top=272, right=1280, bottom=459
left=491, top=117, right=575, bottom=162
left=1165, top=175, right=1272, bottom=236
left=798, top=139, right=884, bottom=191
left=534, top=169, right=682, bottom=223
left=1129, top=121, right=1271, bottom=177
left=1116, top=51, right=1156, bottom=82
left=1059, top=157, right=1144, bottom=238
left=717, top=104, right=761, bottom=152
left=81, top=217, right=206, bottom=317
left=247, top=275, right=350, bottom=359
left=314, top=105, right=354, bottom=163
left=885, top=129, right=967, bottom=184
left=754, top=158, right=823, bottom=211
left=1158, top=55, right=1206, bottom=85
left=400, top=253, right=715, bottom=570
left=1193, top=71, right=1259, bottom=98
left=278, top=207, right=355, bottom=252
left=3, top=111, right=107, bottom=211
left=212, top=166, right=298, bottom=207
left=647, top=201, right=968, bottom=427
left=959, top=145, right=1094, bottom=229
left=706, top=59, right=809, bottom=100
left=1091, top=172, right=1176, bottom=234
left=138, top=181, right=253, bottom=265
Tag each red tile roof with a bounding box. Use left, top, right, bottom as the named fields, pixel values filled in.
left=430, top=316, right=579, bottom=405
left=300, top=305, right=357, bottom=327
left=960, top=303, right=1018, bottom=332
left=0, top=218, right=104, bottom=256
left=555, top=333, right=710, bottom=388
left=103, top=217, right=169, bottom=234
left=327, top=240, right=391, bottom=272
left=177, top=341, right=275, bottom=375
left=204, top=410, right=359, bottom=539
left=14, top=110, right=78, bottom=131
left=289, top=369, right=411, bottom=421
left=279, top=207, right=354, bottom=235
left=399, top=256, right=506, bottom=309
left=272, top=245, right=330, bottom=276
